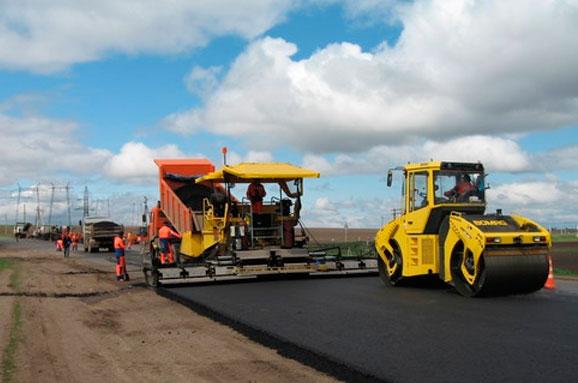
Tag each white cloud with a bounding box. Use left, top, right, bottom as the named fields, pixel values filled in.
left=302, top=135, right=531, bottom=175
left=103, top=142, right=186, bottom=184
left=166, top=0, right=578, bottom=153
left=184, top=66, right=223, bottom=98
left=0, top=113, right=111, bottom=185
left=487, top=180, right=578, bottom=225
left=226, top=150, right=274, bottom=165
left=0, top=0, right=296, bottom=73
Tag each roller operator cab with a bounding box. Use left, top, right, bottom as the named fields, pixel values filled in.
left=375, top=161, right=551, bottom=297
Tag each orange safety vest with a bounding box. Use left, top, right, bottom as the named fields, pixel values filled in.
left=114, top=236, right=126, bottom=250
left=159, top=225, right=179, bottom=239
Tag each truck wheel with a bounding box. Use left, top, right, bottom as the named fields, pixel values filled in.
left=451, top=244, right=484, bottom=297
left=378, top=245, right=403, bottom=286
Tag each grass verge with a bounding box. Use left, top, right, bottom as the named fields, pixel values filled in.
left=1, top=260, right=23, bottom=383
left=554, top=268, right=578, bottom=277
left=0, top=259, right=13, bottom=272
left=1, top=301, right=23, bottom=383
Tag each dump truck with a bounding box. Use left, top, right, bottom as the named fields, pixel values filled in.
left=142, top=159, right=377, bottom=286
left=82, top=217, right=123, bottom=253
left=375, top=161, right=551, bottom=297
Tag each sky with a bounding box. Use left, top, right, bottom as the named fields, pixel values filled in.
left=1, top=0, right=578, bottom=229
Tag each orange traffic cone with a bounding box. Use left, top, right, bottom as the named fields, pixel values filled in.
left=544, top=255, right=556, bottom=289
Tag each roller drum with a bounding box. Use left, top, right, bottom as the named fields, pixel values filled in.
left=454, top=252, right=549, bottom=297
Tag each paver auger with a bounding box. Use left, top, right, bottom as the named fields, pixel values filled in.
left=375, top=161, right=551, bottom=297
left=143, top=159, right=377, bottom=286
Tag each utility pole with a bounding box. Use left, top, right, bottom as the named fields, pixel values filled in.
left=107, top=199, right=110, bottom=217
left=15, top=183, right=21, bottom=224
left=35, top=185, right=41, bottom=228
left=48, top=183, right=55, bottom=227
left=131, top=202, right=136, bottom=226
left=66, top=183, right=71, bottom=227
left=23, top=204, right=27, bottom=223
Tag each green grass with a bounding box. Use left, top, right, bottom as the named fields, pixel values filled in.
left=552, top=234, right=578, bottom=242
left=312, top=241, right=377, bottom=258
left=0, top=259, right=13, bottom=272
left=554, top=268, right=578, bottom=277
left=0, top=258, right=23, bottom=382
left=8, top=264, right=20, bottom=291
left=1, top=301, right=22, bottom=383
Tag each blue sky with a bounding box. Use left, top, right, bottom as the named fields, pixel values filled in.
left=1, top=0, right=578, bottom=228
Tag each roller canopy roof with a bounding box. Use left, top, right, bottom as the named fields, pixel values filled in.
left=196, top=162, right=320, bottom=183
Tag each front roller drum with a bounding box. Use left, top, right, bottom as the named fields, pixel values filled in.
left=452, top=253, right=549, bottom=297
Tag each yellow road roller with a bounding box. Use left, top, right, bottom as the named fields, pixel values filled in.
left=375, top=161, right=551, bottom=297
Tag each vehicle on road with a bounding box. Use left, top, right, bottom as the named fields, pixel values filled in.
left=13, top=222, right=31, bottom=239
left=143, top=159, right=377, bottom=286
left=82, top=217, right=123, bottom=253
left=375, top=161, right=551, bottom=297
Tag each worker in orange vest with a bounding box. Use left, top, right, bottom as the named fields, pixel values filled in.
left=114, top=231, right=129, bottom=281
left=71, top=232, right=79, bottom=253
left=159, top=224, right=181, bottom=264
left=246, top=179, right=266, bottom=214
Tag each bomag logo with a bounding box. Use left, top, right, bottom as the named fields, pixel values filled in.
left=473, top=219, right=509, bottom=226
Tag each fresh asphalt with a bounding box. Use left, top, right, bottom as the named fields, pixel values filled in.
left=161, top=276, right=578, bottom=383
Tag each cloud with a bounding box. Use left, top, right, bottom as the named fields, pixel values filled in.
left=302, top=195, right=395, bottom=228
left=0, top=0, right=296, bottom=73
left=0, top=113, right=111, bottom=185
left=166, top=0, right=578, bottom=153
left=0, top=108, right=199, bottom=187
left=226, top=150, right=274, bottom=165
left=302, top=135, right=532, bottom=175
left=103, top=142, right=186, bottom=184
left=486, top=180, right=578, bottom=225
left=184, top=66, right=223, bottom=98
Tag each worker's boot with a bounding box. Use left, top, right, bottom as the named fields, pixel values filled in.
left=124, top=273, right=130, bottom=282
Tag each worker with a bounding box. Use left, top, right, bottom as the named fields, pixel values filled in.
left=159, top=223, right=181, bottom=264
left=71, top=232, right=79, bottom=253
left=114, top=231, right=129, bottom=281
left=246, top=179, right=266, bottom=214
left=210, top=186, right=227, bottom=217
left=62, top=230, right=72, bottom=257
left=445, top=174, right=475, bottom=200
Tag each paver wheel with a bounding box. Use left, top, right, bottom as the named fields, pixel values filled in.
left=144, top=268, right=159, bottom=288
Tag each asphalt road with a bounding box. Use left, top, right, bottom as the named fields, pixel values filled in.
left=162, top=276, right=578, bottom=383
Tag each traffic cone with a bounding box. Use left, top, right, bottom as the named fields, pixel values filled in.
left=544, top=255, right=556, bottom=289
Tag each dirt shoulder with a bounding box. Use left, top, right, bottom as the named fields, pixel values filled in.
left=0, top=239, right=337, bottom=383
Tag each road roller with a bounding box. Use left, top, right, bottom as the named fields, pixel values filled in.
left=375, top=161, right=551, bottom=297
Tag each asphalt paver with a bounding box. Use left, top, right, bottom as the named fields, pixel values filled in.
left=163, top=277, right=578, bottom=383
